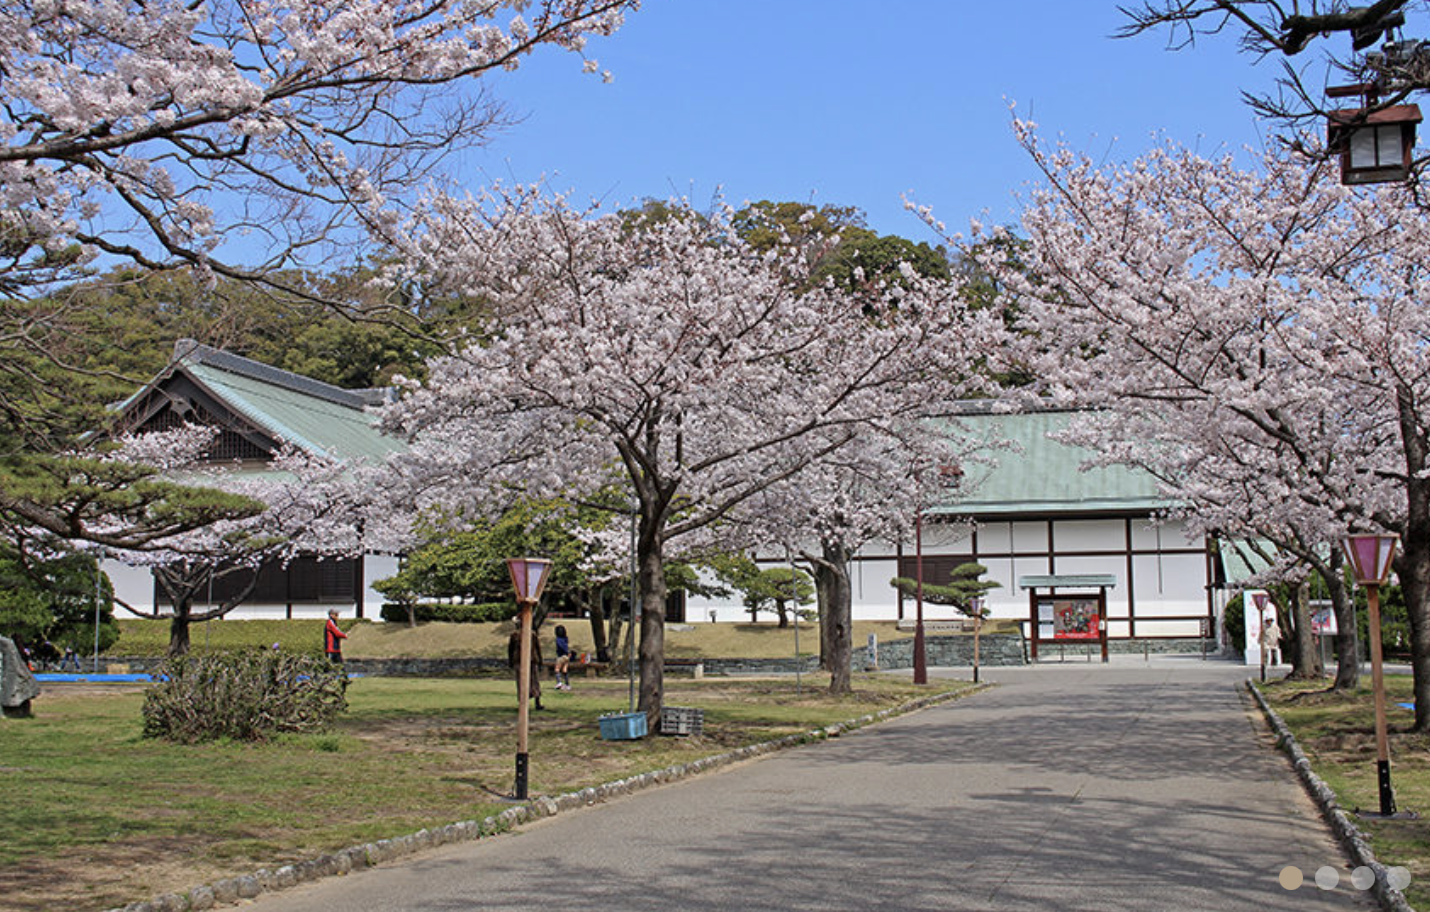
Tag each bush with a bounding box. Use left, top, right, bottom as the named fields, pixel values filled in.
left=379, top=602, right=512, bottom=624
left=142, top=650, right=348, bottom=743
left=1224, top=594, right=1245, bottom=654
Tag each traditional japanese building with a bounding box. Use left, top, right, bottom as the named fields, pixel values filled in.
left=688, top=405, right=1220, bottom=652
left=105, top=340, right=401, bottom=619
left=111, top=343, right=1223, bottom=646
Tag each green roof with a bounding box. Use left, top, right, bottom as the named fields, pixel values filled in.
left=109, top=341, right=403, bottom=464
left=1218, top=540, right=1276, bottom=585
left=183, top=361, right=401, bottom=463
left=930, top=409, right=1169, bottom=518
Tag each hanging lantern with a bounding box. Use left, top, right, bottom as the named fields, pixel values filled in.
left=1328, top=104, right=1422, bottom=185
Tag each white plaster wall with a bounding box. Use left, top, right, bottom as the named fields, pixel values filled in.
left=105, top=559, right=157, bottom=620
left=102, top=553, right=400, bottom=622
left=687, top=516, right=1210, bottom=634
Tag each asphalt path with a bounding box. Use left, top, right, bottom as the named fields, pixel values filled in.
left=247, top=657, right=1379, bottom=912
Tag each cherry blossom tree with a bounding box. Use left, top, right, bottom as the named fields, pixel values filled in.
left=0, top=0, right=634, bottom=295
left=0, top=0, right=638, bottom=565
left=102, top=426, right=395, bottom=654
left=379, top=190, right=1001, bottom=720
left=956, top=122, right=1430, bottom=713
left=741, top=423, right=991, bottom=693
left=1118, top=1, right=1425, bottom=133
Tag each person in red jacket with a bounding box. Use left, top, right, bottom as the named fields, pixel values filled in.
left=324, top=609, right=348, bottom=664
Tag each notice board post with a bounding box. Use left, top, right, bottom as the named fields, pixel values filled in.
left=1020, top=574, right=1115, bottom=664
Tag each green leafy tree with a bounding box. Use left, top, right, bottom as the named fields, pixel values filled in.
left=732, top=200, right=950, bottom=296
left=374, top=500, right=628, bottom=665
left=715, top=555, right=816, bottom=628
left=0, top=540, right=117, bottom=655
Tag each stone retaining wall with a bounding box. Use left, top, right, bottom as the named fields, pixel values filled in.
left=98, top=633, right=1216, bottom=678
left=1031, top=638, right=1218, bottom=662
left=859, top=633, right=1027, bottom=669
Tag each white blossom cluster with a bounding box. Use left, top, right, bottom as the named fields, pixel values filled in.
left=0, top=0, right=635, bottom=286
left=378, top=188, right=1003, bottom=558
left=960, top=123, right=1429, bottom=586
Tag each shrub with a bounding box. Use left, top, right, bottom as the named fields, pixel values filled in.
left=142, top=649, right=348, bottom=743
left=379, top=602, right=512, bottom=624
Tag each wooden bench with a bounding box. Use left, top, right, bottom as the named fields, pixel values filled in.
left=544, top=658, right=608, bottom=678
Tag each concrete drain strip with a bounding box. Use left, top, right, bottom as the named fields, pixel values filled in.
left=1246, top=681, right=1414, bottom=912
left=106, top=683, right=992, bottom=912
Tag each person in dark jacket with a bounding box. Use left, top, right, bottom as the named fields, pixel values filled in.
left=507, top=625, right=543, bottom=710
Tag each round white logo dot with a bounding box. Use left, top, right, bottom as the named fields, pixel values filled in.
left=1351, top=866, right=1376, bottom=890
left=1315, top=866, right=1340, bottom=890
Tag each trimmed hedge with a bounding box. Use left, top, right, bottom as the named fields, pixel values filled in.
left=379, top=602, right=513, bottom=624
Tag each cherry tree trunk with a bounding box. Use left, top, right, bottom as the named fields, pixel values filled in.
left=1286, top=580, right=1321, bottom=680
left=1325, top=564, right=1360, bottom=691
left=586, top=586, right=610, bottom=663
left=810, top=541, right=853, bottom=695
left=167, top=604, right=193, bottom=657
left=636, top=544, right=668, bottom=727
left=1401, top=485, right=1430, bottom=731
left=1397, top=386, right=1430, bottom=732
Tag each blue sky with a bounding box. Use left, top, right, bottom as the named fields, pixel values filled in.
left=456, top=1, right=1317, bottom=242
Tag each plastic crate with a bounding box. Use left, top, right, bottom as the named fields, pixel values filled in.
left=598, top=711, right=648, bottom=740
left=659, top=706, right=704, bottom=736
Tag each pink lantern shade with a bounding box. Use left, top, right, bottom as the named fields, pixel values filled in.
left=1251, top=592, right=1269, bottom=612
left=1342, top=535, right=1400, bottom=585
left=506, top=558, right=553, bottom=603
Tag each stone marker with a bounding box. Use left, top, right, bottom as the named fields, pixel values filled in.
left=0, top=636, right=42, bottom=718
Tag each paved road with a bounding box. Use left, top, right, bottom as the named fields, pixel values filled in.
left=249, top=657, right=1378, bottom=912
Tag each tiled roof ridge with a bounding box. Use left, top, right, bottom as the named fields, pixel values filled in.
left=171, top=339, right=392, bottom=410
left=943, top=398, right=1083, bottom=416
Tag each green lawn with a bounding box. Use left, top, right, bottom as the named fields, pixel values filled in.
left=1259, top=675, right=1430, bottom=909
left=106, top=616, right=1019, bottom=660
left=1, top=673, right=968, bottom=912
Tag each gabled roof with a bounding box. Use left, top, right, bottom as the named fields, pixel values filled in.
left=930, top=405, right=1170, bottom=518
left=119, top=340, right=402, bottom=463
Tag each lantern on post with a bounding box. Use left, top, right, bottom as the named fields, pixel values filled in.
left=1327, top=84, right=1422, bottom=185
left=1342, top=534, right=1402, bottom=817
left=506, top=557, right=552, bottom=801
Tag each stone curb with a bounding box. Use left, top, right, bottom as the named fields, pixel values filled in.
left=1246, top=681, right=1415, bottom=912
left=104, top=683, right=991, bottom=912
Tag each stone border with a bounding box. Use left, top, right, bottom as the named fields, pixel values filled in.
left=1246, top=681, right=1415, bottom=912
left=105, top=683, right=991, bottom=912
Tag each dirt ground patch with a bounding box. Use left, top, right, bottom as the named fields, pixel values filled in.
left=0, top=837, right=233, bottom=912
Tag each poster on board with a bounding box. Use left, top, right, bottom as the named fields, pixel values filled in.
left=1310, top=602, right=1339, bottom=636
left=1052, top=598, right=1100, bottom=640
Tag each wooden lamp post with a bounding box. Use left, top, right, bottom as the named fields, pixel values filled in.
left=1342, top=533, right=1400, bottom=817
left=507, top=557, right=552, bottom=801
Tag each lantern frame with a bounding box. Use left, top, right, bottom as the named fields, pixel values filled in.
left=1342, top=534, right=1400, bottom=586
left=506, top=557, right=553, bottom=604
left=1328, top=104, right=1422, bottom=185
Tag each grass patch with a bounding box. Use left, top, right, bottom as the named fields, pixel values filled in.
left=108, top=617, right=1016, bottom=660
left=1258, top=675, right=1430, bottom=908
left=2, top=673, right=969, bottom=912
